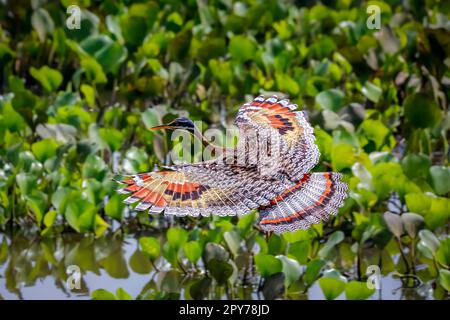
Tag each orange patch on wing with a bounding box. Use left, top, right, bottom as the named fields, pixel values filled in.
left=143, top=192, right=168, bottom=207
left=123, top=184, right=141, bottom=192
left=268, top=105, right=289, bottom=113
left=261, top=173, right=333, bottom=224
left=180, top=182, right=202, bottom=192
left=133, top=187, right=150, bottom=199
left=166, top=182, right=201, bottom=192
left=263, top=174, right=311, bottom=207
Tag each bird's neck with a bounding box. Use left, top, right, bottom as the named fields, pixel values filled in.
left=191, top=126, right=213, bottom=149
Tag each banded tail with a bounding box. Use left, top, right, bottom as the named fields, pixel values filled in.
left=258, top=172, right=347, bottom=234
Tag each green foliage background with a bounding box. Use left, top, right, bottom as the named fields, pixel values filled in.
left=0, top=0, right=449, bottom=300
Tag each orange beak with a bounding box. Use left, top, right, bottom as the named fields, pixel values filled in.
left=149, top=124, right=172, bottom=131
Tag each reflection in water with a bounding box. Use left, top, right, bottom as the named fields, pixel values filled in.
left=0, top=232, right=157, bottom=300
left=0, top=232, right=434, bottom=300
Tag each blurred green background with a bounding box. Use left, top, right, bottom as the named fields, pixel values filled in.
left=0, top=0, right=449, bottom=300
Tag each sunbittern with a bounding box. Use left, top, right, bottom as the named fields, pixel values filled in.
left=116, top=95, right=348, bottom=234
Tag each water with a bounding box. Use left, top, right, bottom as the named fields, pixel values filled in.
left=0, top=232, right=434, bottom=300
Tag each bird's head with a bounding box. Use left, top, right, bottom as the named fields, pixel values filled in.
left=150, top=117, right=195, bottom=133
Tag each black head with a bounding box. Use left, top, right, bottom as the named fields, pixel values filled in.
left=150, top=117, right=195, bottom=133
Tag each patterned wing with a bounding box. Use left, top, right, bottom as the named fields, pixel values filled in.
left=235, top=95, right=320, bottom=180
left=258, top=172, right=347, bottom=234
left=116, top=161, right=294, bottom=217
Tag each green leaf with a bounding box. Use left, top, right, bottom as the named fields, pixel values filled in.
left=139, top=237, right=161, bottom=261
left=316, top=89, right=345, bottom=111
left=418, top=229, right=440, bottom=259
left=81, top=84, right=96, bottom=107
left=276, top=255, right=302, bottom=286
left=189, top=277, right=212, bottom=300
left=123, top=147, right=149, bottom=173
left=116, top=288, right=132, bottom=300
left=237, top=212, right=256, bottom=238
left=345, top=281, right=375, bottom=300
left=426, top=197, right=450, bottom=230
left=81, top=57, right=107, bottom=84
left=31, top=138, right=59, bottom=163
left=43, top=210, right=57, bottom=228
left=0, top=43, right=15, bottom=60
left=129, top=249, right=153, bottom=274
left=27, top=191, right=47, bottom=227
left=429, top=166, right=450, bottom=196
left=401, top=213, right=424, bottom=239
left=65, top=199, right=96, bottom=233
left=30, top=66, right=63, bottom=92
left=80, top=35, right=127, bottom=74
left=0, top=238, right=8, bottom=264
left=401, top=154, right=431, bottom=180
left=268, top=234, right=286, bottom=255
left=51, top=187, right=77, bottom=214
left=82, top=154, right=108, bottom=180
left=91, top=289, right=116, bottom=300
left=16, top=173, right=37, bottom=196
left=65, top=9, right=99, bottom=42
left=319, top=277, right=346, bottom=300
left=405, top=192, right=432, bottom=214
left=438, top=269, right=450, bottom=291
left=31, top=8, right=54, bottom=42
left=163, top=242, right=178, bottom=267
left=331, top=143, right=357, bottom=171
left=207, top=259, right=233, bottom=286
left=105, top=194, right=125, bottom=221
left=304, top=259, right=326, bottom=285
left=203, top=243, right=229, bottom=265
left=318, top=231, right=344, bottom=258
left=85, top=178, right=104, bottom=205
left=141, top=108, right=161, bottom=129
left=262, top=272, right=285, bottom=300
left=2, top=101, right=26, bottom=132
left=275, top=73, right=300, bottom=96
left=160, top=270, right=180, bottom=294
left=359, top=119, right=390, bottom=150
left=361, top=82, right=382, bottom=103
left=223, top=229, right=241, bottom=256
left=229, top=35, right=256, bottom=62
left=120, top=3, right=158, bottom=46
left=436, top=238, right=450, bottom=267
left=254, top=253, right=283, bottom=278
left=167, top=227, right=188, bottom=252
left=99, top=128, right=123, bottom=151
left=94, top=215, right=109, bottom=237
left=383, top=212, right=403, bottom=238
left=404, top=93, right=442, bottom=128
left=288, top=240, right=311, bottom=264
left=183, top=241, right=202, bottom=264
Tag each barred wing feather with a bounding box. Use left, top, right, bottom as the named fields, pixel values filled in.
left=116, top=161, right=292, bottom=218
left=235, top=95, right=320, bottom=180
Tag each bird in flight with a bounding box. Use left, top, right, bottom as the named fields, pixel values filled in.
left=116, top=95, right=347, bottom=234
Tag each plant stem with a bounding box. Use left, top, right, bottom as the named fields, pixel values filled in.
left=397, top=237, right=410, bottom=274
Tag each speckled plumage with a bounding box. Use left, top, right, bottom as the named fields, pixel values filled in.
left=116, top=95, right=348, bottom=233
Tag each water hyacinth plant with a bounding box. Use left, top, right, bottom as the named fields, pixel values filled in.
left=0, top=0, right=449, bottom=301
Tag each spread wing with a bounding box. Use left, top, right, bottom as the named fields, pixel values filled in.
left=235, top=95, right=320, bottom=180
left=258, top=172, right=348, bottom=234
left=116, top=161, right=294, bottom=217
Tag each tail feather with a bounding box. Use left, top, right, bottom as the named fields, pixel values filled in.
left=258, top=172, right=347, bottom=234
